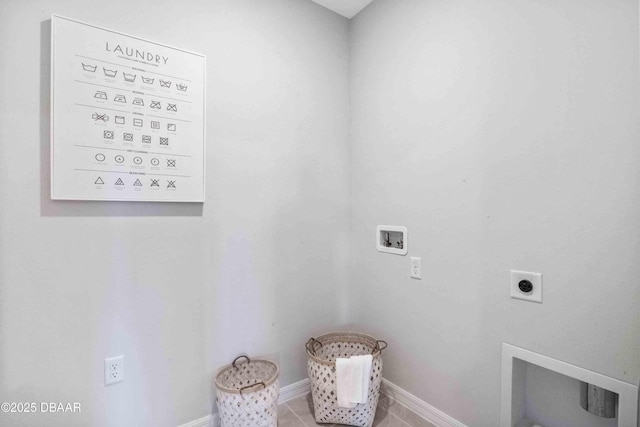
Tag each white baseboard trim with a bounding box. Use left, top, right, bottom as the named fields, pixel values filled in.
left=178, top=414, right=215, bottom=427
left=179, top=379, right=310, bottom=427
left=279, top=378, right=311, bottom=404
left=181, top=378, right=466, bottom=427
left=381, top=378, right=469, bottom=427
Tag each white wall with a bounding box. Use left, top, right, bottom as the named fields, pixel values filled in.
left=0, top=0, right=350, bottom=426
left=349, top=0, right=640, bottom=426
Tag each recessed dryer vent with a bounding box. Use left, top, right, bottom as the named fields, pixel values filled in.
left=376, top=225, right=407, bottom=255
left=501, top=344, right=638, bottom=427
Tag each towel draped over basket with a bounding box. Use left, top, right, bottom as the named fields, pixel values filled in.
left=306, top=331, right=387, bottom=427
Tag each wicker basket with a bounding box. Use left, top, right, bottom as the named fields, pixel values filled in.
left=215, top=355, right=280, bottom=427
left=306, top=332, right=387, bottom=427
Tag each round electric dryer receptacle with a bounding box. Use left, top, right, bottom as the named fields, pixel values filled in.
left=518, top=279, right=533, bottom=293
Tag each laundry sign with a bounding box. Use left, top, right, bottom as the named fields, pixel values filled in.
left=51, top=15, right=206, bottom=202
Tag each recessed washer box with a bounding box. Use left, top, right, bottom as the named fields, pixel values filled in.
left=376, top=225, right=407, bottom=255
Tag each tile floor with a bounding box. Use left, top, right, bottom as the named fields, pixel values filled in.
left=278, top=393, right=436, bottom=427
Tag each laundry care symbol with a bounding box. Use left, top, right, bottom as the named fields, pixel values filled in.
left=133, top=179, right=143, bottom=187
left=176, top=83, right=187, bottom=92
left=167, top=180, right=176, bottom=189
left=92, top=112, right=108, bottom=122
left=132, top=98, right=144, bottom=106
left=150, top=179, right=160, bottom=187
left=151, top=121, right=160, bottom=129
left=103, top=68, right=117, bottom=78
left=94, top=177, right=104, bottom=185
left=115, top=178, right=125, bottom=186
left=150, top=158, right=160, bottom=166
left=115, top=155, right=125, bottom=163
left=114, top=94, right=127, bottom=103
left=159, top=79, right=171, bottom=88
left=166, top=104, right=177, bottom=112
left=133, top=118, right=143, bottom=127
left=167, top=123, right=176, bottom=131
left=142, top=135, right=152, bottom=143
left=115, top=116, right=125, bottom=125
left=142, top=76, right=154, bottom=84
left=82, top=63, right=97, bottom=72
left=160, top=137, right=169, bottom=146
left=167, top=159, right=176, bottom=167
left=123, top=73, right=137, bottom=83
left=103, top=130, right=114, bottom=139
left=123, top=133, right=133, bottom=142
left=94, top=91, right=108, bottom=100
left=95, top=153, right=106, bottom=162
left=133, top=157, right=143, bottom=165
left=150, top=100, right=161, bottom=109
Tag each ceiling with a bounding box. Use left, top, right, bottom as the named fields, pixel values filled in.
left=310, top=0, right=374, bottom=19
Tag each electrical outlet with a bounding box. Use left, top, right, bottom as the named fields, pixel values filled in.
left=410, top=257, right=422, bottom=279
left=104, top=355, right=124, bottom=386
left=510, top=270, right=542, bottom=303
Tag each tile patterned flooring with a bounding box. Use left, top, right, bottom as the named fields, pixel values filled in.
left=278, top=393, right=436, bottom=427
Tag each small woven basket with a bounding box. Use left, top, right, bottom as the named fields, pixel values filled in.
left=306, top=332, right=387, bottom=427
left=215, top=355, right=280, bottom=427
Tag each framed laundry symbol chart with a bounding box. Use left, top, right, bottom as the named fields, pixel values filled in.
left=51, top=15, right=206, bottom=202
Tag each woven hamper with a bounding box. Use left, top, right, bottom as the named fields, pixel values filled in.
left=306, top=332, right=387, bottom=427
left=215, top=355, right=279, bottom=427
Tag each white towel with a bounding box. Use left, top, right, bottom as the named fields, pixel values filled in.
left=336, top=358, right=357, bottom=408
left=336, top=354, right=373, bottom=408
left=350, top=354, right=373, bottom=404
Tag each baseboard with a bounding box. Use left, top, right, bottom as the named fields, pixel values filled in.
left=278, top=378, right=311, bottom=404
left=181, top=378, right=466, bottom=427
left=381, top=378, right=469, bottom=427
left=178, top=379, right=310, bottom=427
left=178, top=414, right=215, bottom=427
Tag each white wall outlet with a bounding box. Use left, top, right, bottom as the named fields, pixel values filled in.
left=510, top=270, right=542, bottom=303
left=104, top=355, right=124, bottom=386
left=410, top=257, right=422, bottom=279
